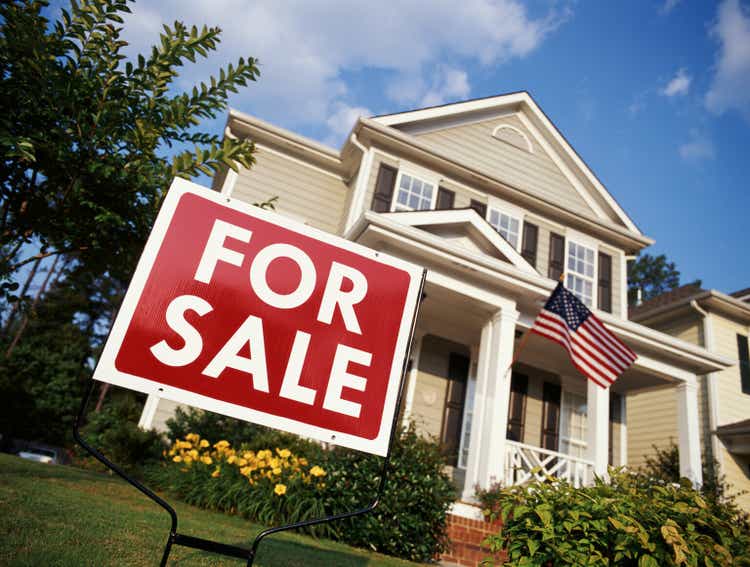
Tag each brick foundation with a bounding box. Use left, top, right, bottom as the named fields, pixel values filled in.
left=440, top=512, right=505, bottom=566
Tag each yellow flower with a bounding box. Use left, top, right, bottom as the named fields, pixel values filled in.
left=186, top=433, right=199, bottom=442
left=211, top=467, right=221, bottom=478
left=243, top=451, right=254, bottom=460
left=299, top=458, right=308, bottom=466
left=240, top=466, right=252, bottom=477
left=214, top=440, right=230, bottom=449
left=183, top=456, right=193, bottom=464
left=274, top=484, right=287, bottom=496
left=237, top=458, right=247, bottom=467
left=201, top=456, right=213, bottom=465
left=277, top=448, right=291, bottom=459
left=172, top=455, right=182, bottom=463
left=227, top=455, right=238, bottom=464
left=272, top=467, right=282, bottom=475
left=189, top=449, right=199, bottom=459
left=310, top=466, right=326, bottom=478
left=199, top=439, right=210, bottom=448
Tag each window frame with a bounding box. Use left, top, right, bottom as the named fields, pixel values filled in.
left=390, top=170, right=438, bottom=212
left=486, top=197, right=525, bottom=251
left=565, top=232, right=598, bottom=308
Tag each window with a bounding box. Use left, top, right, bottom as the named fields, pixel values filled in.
left=436, top=187, right=455, bottom=209
left=521, top=222, right=538, bottom=268
left=738, top=334, right=750, bottom=395
left=548, top=233, right=565, bottom=281
left=597, top=252, right=612, bottom=313
left=567, top=241, right=595, bottom=307
left=370, top=164, right=398, bottom=213
left=488, top=208, right=521, bottom=249
left=559, top=391, right=587, bottom=459
left=394, top=173, right=434, bottom=211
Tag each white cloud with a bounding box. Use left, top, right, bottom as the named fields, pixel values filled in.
left=659, top=0, right=683, bottom=15
left=705, top=0, right=750, bottom=121
left=679, top=130, right=715, bottom=162
left=118, top=1, right=570, bottom=141
left=661, top=68, right=692, bottom=97
left=324, top=103, right=372, bottom=146
left=420, top=66, right=471, bottom=107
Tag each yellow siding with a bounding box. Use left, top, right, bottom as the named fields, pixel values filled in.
left=232, top=145, right=348, bottom=235
left=415, top=115, right=597, bottom=218
left=721, top=448, right=750, bottom=510
left=627, top=387, right=679, bottom=469
left=709, top=313, right=750, bottom=426
left=410, top=335, right=471, bottom=439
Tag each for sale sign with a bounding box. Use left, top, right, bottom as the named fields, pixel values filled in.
left=94, top=178, right=424, bottom=456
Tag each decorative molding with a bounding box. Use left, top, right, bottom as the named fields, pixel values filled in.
left=491, top=123, right=534, bottom=153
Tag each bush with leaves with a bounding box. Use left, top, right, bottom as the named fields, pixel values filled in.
left=478, top=470, right=750, bottom=566
left=148, top=420, right=455, bottom=562
left=77, top=393, right=166, bottom=474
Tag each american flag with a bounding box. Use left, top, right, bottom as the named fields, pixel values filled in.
left=531, top=282, right=637, bottom=388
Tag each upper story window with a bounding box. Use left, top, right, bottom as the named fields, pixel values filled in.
left=566, top=240, right=595, bottom=307
left=488, top=208, right=521, bottom=249
left=394, top=173, right=435, bottom=211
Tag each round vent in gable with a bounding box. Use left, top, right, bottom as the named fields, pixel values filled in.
left=491, top=124, right=533, bottom=153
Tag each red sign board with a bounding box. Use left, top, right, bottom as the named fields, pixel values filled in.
left=94, top=178, right=423, bottom=456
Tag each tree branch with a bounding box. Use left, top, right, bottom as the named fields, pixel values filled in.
left=8, top=247, right=87, bottom=272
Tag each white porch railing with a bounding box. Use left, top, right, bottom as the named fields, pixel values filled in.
left=503, top=440, right=595, bottom=488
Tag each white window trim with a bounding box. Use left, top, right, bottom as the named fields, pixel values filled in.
left=486, top=196, right=526, bottom=251
left=457, top=353, right=478, bottom=470
left=564, top=229, right=599, bottom=309
left=559, top=389, right=588, bottom=458
left=390, top=168, right=439, bottom=212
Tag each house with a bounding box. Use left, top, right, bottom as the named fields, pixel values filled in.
left=137, top=91, right=732, bottom=558
left=629, top=284, right=750, bottom=510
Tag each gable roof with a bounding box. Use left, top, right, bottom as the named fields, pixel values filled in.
left=372, top=91, right=642, bottom=235
left=379, top=208, right=538, bottom=275
left=630, top=283, right=750, bottom=324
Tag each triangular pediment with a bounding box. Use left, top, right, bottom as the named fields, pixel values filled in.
left=379, top=209, right=538, bottom=275
left=372, top=92, right=641, bottom=234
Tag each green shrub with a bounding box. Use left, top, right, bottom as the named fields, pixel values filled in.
left=147, top=424, right=455, bottom=562
left=321, top=425, right=456, bottom=561
left=478, top=470, right=750, bottom=566
left=77, top=394, right=166, bottom=474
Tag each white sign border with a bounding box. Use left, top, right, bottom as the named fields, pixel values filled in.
left=93, top=177, right=424, bottom=457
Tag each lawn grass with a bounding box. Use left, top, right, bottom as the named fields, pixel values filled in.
left=0, top=454, right=421, bottom=566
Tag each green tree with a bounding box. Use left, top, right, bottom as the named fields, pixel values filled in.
left=0, top=0, right=259, bottom=293
left=628, top=253, right=700, bottom=306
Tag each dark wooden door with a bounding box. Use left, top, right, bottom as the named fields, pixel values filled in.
left=441, top=353, right=470, bottom=466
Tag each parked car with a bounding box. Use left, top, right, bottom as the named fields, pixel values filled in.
left=18, top=447, right=60, bottom=464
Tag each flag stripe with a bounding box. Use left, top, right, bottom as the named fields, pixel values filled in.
left=537, top=312, right=621, bottom=380
left=529, top=282, right=636, bottom=389
left=533, top=318, right=616, bottom=385
left=530, top=327, right=609, bottom=388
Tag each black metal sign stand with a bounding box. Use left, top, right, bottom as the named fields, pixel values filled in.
left=74, top=270, right=426, bottom=566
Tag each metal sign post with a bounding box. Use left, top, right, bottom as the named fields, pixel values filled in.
left=73, top=178, right=427, bottom=565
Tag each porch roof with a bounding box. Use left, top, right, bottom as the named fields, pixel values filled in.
left=346, top=211, right=733, bottom=380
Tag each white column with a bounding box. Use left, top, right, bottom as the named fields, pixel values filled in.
left=677, top=378, right=703, bottom=487
left=138, top=393, right=160, bottom=430
left=619, top=395, right=628, bottom=467
left=461, top=303, right=518, bottom=500
left=401, top=332, right=425, bottom=427
left=586, top=379, right=609, bottom=478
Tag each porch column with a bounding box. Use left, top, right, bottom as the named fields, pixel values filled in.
left=138, top=393, right=160, bottom=430
left=677, top=378, right=703, bottom=487
left=586, top=379, right=609, bottom=478
left=461, top=302, right=518, bottom=500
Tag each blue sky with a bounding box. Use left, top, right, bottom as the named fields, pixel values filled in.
left=116, top=0, right=750, bottom=294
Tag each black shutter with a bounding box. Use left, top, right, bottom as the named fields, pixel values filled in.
left=521, top=222, right=539, bottom=268
left=436, top=187, right=455, bottom=210
left=598, top=252, right=612, bottom=313
left=441, top=353, right=470, bottom=466
left=609, top=392, right=622, bottom=466
left=738, top=334, right=750, bottom=395
left=370, top=164, right=397, bottom=212
left=548, top=233, right=565, bottom=281
left=540, top=382, right=561, bottom=451
left=469, top=199, right=487, bottom=219
left=506, top=373, right=528, bottom=442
